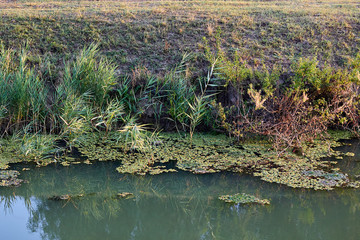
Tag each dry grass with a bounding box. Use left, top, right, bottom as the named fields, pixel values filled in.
left=0, top=0, right=359, bottom=77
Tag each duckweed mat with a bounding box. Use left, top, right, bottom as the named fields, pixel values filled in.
left=75, top=132, right=360, bottom=190
left=219, top=193, right=270, bottom=205
left=0, top=132, right=359, bottom=190
left=0, top=170, right=23, bottom=187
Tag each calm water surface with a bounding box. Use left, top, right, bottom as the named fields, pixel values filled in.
left=1, top=140, right=360, bottom=240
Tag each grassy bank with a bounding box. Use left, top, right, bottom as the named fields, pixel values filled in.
left=0, top=42, right=359, bottom=159
left=1, top=0, right=360, bottom=189
left=1, top=0, right=360, bottom=77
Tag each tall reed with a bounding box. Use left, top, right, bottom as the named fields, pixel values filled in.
left=0, top=45, right=48, bottom=134
left=61, top=44, right=117, bottom=109
left=55, top=44, right=119, bottom=138
left=163, top=53, right=194, bottom=132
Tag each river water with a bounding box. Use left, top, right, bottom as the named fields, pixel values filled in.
left=1, top=140, right=360, bottom=240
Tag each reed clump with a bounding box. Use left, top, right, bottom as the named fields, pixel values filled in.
left=0, top=46, right=48, bottom=135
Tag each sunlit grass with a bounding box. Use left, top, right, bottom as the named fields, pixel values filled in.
left=0, top=0, right=358, bottom=78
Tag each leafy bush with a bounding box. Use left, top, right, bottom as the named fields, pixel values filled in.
left=208, top=44, right=360, bottom=152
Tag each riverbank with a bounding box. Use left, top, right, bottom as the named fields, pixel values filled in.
left=1, top=0, right=360, bottom=76
left=1, top=0, right=360, bottom=191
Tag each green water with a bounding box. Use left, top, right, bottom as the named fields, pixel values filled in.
left=1, top=141, right=360, bottom=240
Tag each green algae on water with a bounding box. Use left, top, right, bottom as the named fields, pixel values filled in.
left=0, top=170, right=23, bottom=187
left=73, top=132, right=360, bottom=190
left=1, top=131, right=359, bottom=190
left=219, top=193, right=270, bottom=205
left=0, top=135, right=58, bottom=169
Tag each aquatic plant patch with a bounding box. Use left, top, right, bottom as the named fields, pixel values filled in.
left=0, top=170, right=23, bottom=187
left=1, top=132, right=359, bottom=190
left=0, top=135, right=58, bottom=170
left=219, top=193, right=270, bottom=205
left=116, top=192, right=134, bottom=199
left=73, top=132, right=360, bottom=190
left=251, top=137, right=360, bottom=190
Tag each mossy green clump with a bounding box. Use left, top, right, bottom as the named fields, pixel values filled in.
left=74, top=133, right=127, bottom=162
left=0, top=170, right=23, bottom=187
left=73, top=132, right=251, bottom=174
left=0, top=170, right=20, bottom=179
left=254, top=168, right=352, bottom=190
left=327, top=130, right=355, bottom=141
left=251, top=137, right=359, bottom=190
left=219, top=193, right=270, bottom=205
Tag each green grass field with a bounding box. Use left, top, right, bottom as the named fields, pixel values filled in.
left=1, top=0, right=359, bottom=76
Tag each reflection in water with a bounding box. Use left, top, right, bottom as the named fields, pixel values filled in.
left=1, top=140, right=360, bottom=239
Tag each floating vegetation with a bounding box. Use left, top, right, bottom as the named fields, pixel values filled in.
left=71, top=132, right=360, bottom=190
left=251, top=137, right=360, bottom=190
left=0, top=170, right=20, bottom=181
left=327, top=130, right=355, bottom=142
left=49, top=195, right=71, bottom=201
left=219, top=193, right=270, bottom=205
left=61, top=162, right=71, bottom=167
left=0, top=170, right=23, bottom=187
left=0, top=135, right=58, bottom=169
left=254, top=168, right=358, bottom=190
left=75, top=132, right=254, bottom=174
left=48, top=194, right=84, bottom=201
left=116, top=192, right=134, bottom=199
left=0, top=131, right=359, bottom=190
left=345, top=152, right=355, bottom=157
